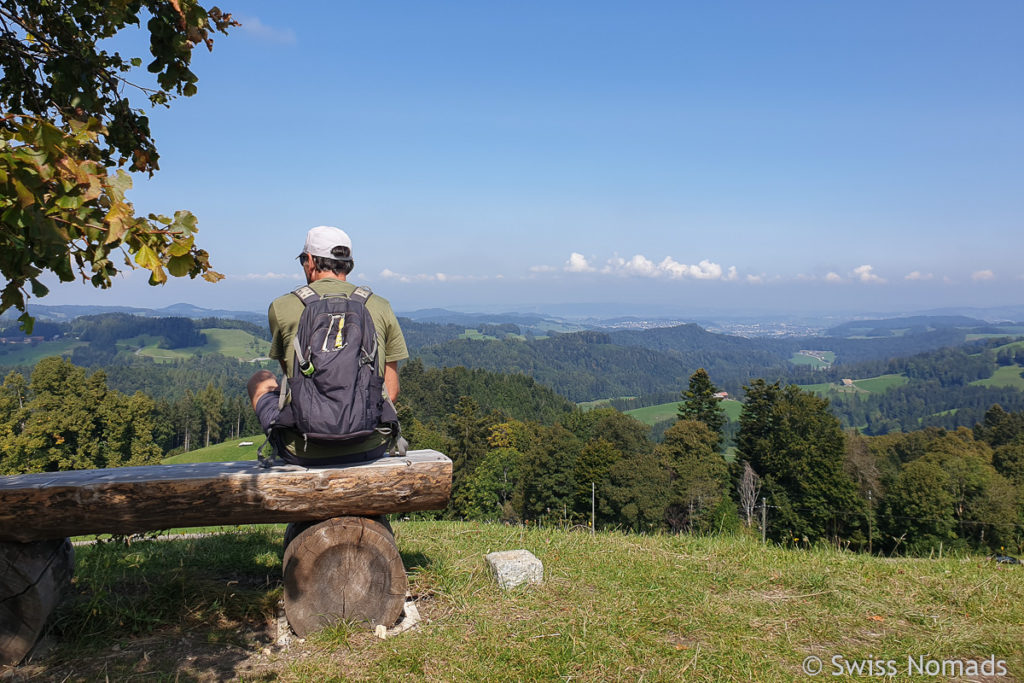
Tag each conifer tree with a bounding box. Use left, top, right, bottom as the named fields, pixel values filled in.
left=678, top=368, right=726, bottom=450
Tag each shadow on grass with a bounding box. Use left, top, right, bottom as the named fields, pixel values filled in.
left=42, top=530, right=284, bottom=659
left=400, top=550, right=432, bottom=572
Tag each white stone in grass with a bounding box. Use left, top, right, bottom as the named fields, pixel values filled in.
left=485, top=549, right=543, bottom=590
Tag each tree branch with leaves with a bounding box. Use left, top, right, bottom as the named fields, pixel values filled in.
left=0, top=0, right=236, bottom=330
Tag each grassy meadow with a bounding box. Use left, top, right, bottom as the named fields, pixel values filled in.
left=134, top=328, right=269, bottom=362
left=788, top=350, right=836, bottom=368
left=14, top=522, right=1023, bottom=681
left=971, top=365, right=1024, bottom=390
left=0, top=328, right=269, bottom=367
left=626, top=398, right=743, bottom=426
left=799, top=373, right=909, bottom=398
left=162, top=435, right=263, bottom=464
left=0, top=339, right=85, bottom=366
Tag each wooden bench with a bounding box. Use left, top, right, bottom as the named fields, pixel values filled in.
left=0, top=450, right=452, bottom=666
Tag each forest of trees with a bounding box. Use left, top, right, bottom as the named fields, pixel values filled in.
left=1, top=354, right=1021, bottom=556
left=1, top=310, right=1023, bottom=557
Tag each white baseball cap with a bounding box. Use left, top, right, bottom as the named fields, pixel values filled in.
left=301, top=226, right=352, bottom=260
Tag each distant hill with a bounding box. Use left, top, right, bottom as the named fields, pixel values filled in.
left=399, top=308, right=560, bottom=326
left=14, top=303, right=265, bottom=324
left=825, top=315, right=988, bottom=338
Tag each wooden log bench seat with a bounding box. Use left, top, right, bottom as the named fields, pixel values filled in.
left=0, top=449, right=452, bottom=666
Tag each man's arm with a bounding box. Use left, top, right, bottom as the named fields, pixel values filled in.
left=247, top=370, right=279, bottom=411
left=384, top=361, right=400, bottom=402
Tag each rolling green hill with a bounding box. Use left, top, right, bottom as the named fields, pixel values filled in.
left=134, top=328, right=269, bottom=362
left=971, top=365, right=1024, bottom=390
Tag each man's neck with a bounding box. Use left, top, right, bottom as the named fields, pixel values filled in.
left=308, top=271, right=347, bottom=283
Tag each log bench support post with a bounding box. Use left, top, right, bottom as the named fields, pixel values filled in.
left=0, top=450, right=451, bottom=665
left=283, top=516, right=408, bottom=636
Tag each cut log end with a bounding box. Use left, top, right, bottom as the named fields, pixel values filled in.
left=0, top=538, right=74, bottom=666
left=282, top=516, right=407, bottom=637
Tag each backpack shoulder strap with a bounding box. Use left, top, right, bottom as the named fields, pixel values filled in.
left=350, top=285, right=373, bottom=304
left=292, top=285, right=320, bottom=305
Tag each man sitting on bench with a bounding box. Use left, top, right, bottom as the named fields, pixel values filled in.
left=248, top=226, right=408, bottom=465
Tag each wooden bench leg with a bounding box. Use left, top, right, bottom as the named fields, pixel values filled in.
left=0, top=538, right=74, bottom=666
left=282, top=516, right=407, bottom=637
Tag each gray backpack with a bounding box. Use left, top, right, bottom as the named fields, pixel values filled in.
left=269, top=285, right=401, bottom=461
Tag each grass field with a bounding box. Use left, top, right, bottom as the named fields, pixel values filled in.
left=577, top=396, right=636, bottom=411
left=0, top=339, right=85, bottom=366
left=852, top=373, right=910, bottom=393
left=800, top=374, right=909, bottom=399
left=135, top=328, right=269, bottom=362
left=626, top=398, right=742, bottom=426
left=162, top=435, right=263, bottom=464
left=20, top=522, right=1023, bottom=681
left=966, top=330, right=1024, bottom=341
left=788, top=350, right=836, bottom=368
left=971, top=365, right=1024, bottom=390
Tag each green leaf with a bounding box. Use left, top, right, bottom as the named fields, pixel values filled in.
left=107, top=169, right=133, bottom=200
left=11, top=179, right=35, bottom=208
left=167, top=235, right=194, bottom=257
left=170, top=209, right=198, bottom=235
left=29, top=278, right=49, bottom=298
left=167, top=254, right=194, bottom=277
left=17, top=312, right=34, bottom=335
left=54, top=194, right=84, bottom=210
left=134, top=245, right=161, bottom=270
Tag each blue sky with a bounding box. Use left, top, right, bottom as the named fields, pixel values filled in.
left=40, top=1, right=1024, bottom=316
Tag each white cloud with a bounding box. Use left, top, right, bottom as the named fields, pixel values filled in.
left=529, top=265, right=557, bottom=273
left=971, top=269, right=995, bottom=281
left=852, top=264, right=885, bottom=283
left=622, top=254, right=659, bottom=277
left=379, top=268, right=484, bottom=283
left=825, top=272, right=843, bottom=283
left=238, top=16, right=297, bottom=44
left=563, top=252, right=737, bottom=281
left=565, top=252, right=596, bottom=273
left=659, top=257, right=724, bottom=280
left=234, top=272, right=295, bottom=281
left=904, top=271, right=933, bottom=281
left=746, top=274, right=764, bottom=284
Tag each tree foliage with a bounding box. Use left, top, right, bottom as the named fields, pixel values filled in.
left=0, top=1, right=236, bottom=329
left=0, top=356, right=162, bottom=473
left=677, top=368, right=726, bottom=450
left=737, top=380, right=865, bottom=544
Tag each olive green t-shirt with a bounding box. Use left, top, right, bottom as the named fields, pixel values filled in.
left=266, top=278, right=408, bottom=459
left=268, top=278, right=408, bottom=378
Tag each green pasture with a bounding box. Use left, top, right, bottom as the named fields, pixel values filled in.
left=971, top=365, right=1024, bottom=390
left=577, top=396, right=636, bottom=411
left=788, top=350, right=836, bottom=368
left=162, top=435, right=263, bottom=464
left=626, top=398, right=742, bottom=426
left=0, top=339, right=85, bottom=366
left=800, top=374, right=908, bottom=399
left=966, top=329, right=1024, bottom=341
left=852, top=373, right=909, bottom=393
left=135, top=328, right=269, bottom=362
